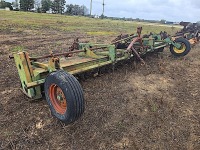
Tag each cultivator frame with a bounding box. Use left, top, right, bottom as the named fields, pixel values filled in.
left=12, top=44, right=117, bottom=99
left=11, top=27, right=191, bottom=124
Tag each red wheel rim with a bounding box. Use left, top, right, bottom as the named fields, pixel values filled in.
left=49, top=84, right=67, bottom=115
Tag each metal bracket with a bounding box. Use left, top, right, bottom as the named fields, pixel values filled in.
left=48, top=57, right=60, bottom=72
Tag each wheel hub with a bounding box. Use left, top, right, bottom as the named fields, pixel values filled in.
left=57, top=94, right=63, bottom=101
left=173, top=43, right=186, bottom=54
left=49, top=84, right=67, bottom=115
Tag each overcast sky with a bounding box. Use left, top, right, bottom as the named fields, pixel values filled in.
left=7, top=0, right=200, bottom=22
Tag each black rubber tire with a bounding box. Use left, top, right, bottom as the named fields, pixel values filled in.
left=44, top=70, right=85, bottom=124
left=170, top=38, right=191, bottom=57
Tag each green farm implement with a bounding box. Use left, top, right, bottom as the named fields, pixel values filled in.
left=10, top=27, right=191, bottom=124
left=159, top=21, right=200, bottom=45
left=176, top=21, right=200, bottom=45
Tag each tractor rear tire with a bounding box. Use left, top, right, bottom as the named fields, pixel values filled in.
left=170, top=38, right=191, bottom=57
left=44, top=70, right=85, bottom=124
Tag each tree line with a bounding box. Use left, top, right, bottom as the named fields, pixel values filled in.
left=1, top=0, right=88, bottom=16
left=0, top=0, right=13, bottom=10
left=22, top=0, right=88, bottom=15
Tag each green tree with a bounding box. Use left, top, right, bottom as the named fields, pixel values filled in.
left=160, top=19, right=166, bottom=24
left=51, top=0, right=66, bottom=14
left=35, top=0, right=41, bottom=12
left=12, top=0, right=19, bottom=10
left=66, top=4, right=73, bottom=15
left=66, top=4, right=88, bottom=16
left=77, top=5, right=88, bottom=16
left=41, top=0, right=51, bottom=13
left=0, top=0, right=13, bottom=10
left=19, top=0, right=34, bottom=11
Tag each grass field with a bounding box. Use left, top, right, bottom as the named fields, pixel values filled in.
left=1, top=11, right=180, bottom=36
left=0, top=11, right=200, bottom=150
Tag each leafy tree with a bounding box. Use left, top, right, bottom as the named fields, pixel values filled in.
left=160, top=19, right=166, bottom=24
left=66, top=4, right=88, bottom=16
left=65, top=4, right=73, bottom=15
left=0, top=0, right=13, bottom=10
left=12, top=0, right=19, bottom=9
left=100, top=14, right=106, bottom=19
left=35, top=0, right=41, bottom=12
left=41, top=0, right=51, bottom=13
left=19, top=0, right=34, bottom=11
left=79, top=5, right=88, bottom=16
left=51, top=0, right=66, bottom=14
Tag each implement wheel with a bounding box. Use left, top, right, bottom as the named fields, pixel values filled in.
left=44, top=70, right=84, bottom=124
left=170, top=38, right=191, bottom=57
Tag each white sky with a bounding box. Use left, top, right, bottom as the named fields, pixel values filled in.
left=6, top=0, right=200, bottom=22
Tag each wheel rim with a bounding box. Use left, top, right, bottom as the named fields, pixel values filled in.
left=173, top=43, right=186, bottom=54
left=49, top=84, right=67, bottom=115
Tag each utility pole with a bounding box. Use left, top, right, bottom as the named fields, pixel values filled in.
left=102, top=0, right=105, bottom=16
left=90, top=0, right=92, bottom=16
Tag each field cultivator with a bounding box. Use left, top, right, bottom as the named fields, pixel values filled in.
left=174, top=22, right=200, bottom=45
left=112, top=27, right=191, bottom=58
left=10, top=27, right=191, bottom=124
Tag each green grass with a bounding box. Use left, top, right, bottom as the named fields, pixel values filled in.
left=10, top=46, right=24, bottom=52
left=0, top=11, right=181, bottom=36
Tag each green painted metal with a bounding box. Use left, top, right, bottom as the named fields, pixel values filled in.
left=12, top=33, right=188, bottom=99
left=26, top=79, right=45, bottom=89
left=108, top=45, right=116, bottom=62
left=164, top=37, right=181, bottom=49
left=143, top=38, right=155, bottom=50
left=151, top=34, right=162, bottom=41
left=12, top=44, right=129, bottom=100
left=13, top=52, right=42, bottom=99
